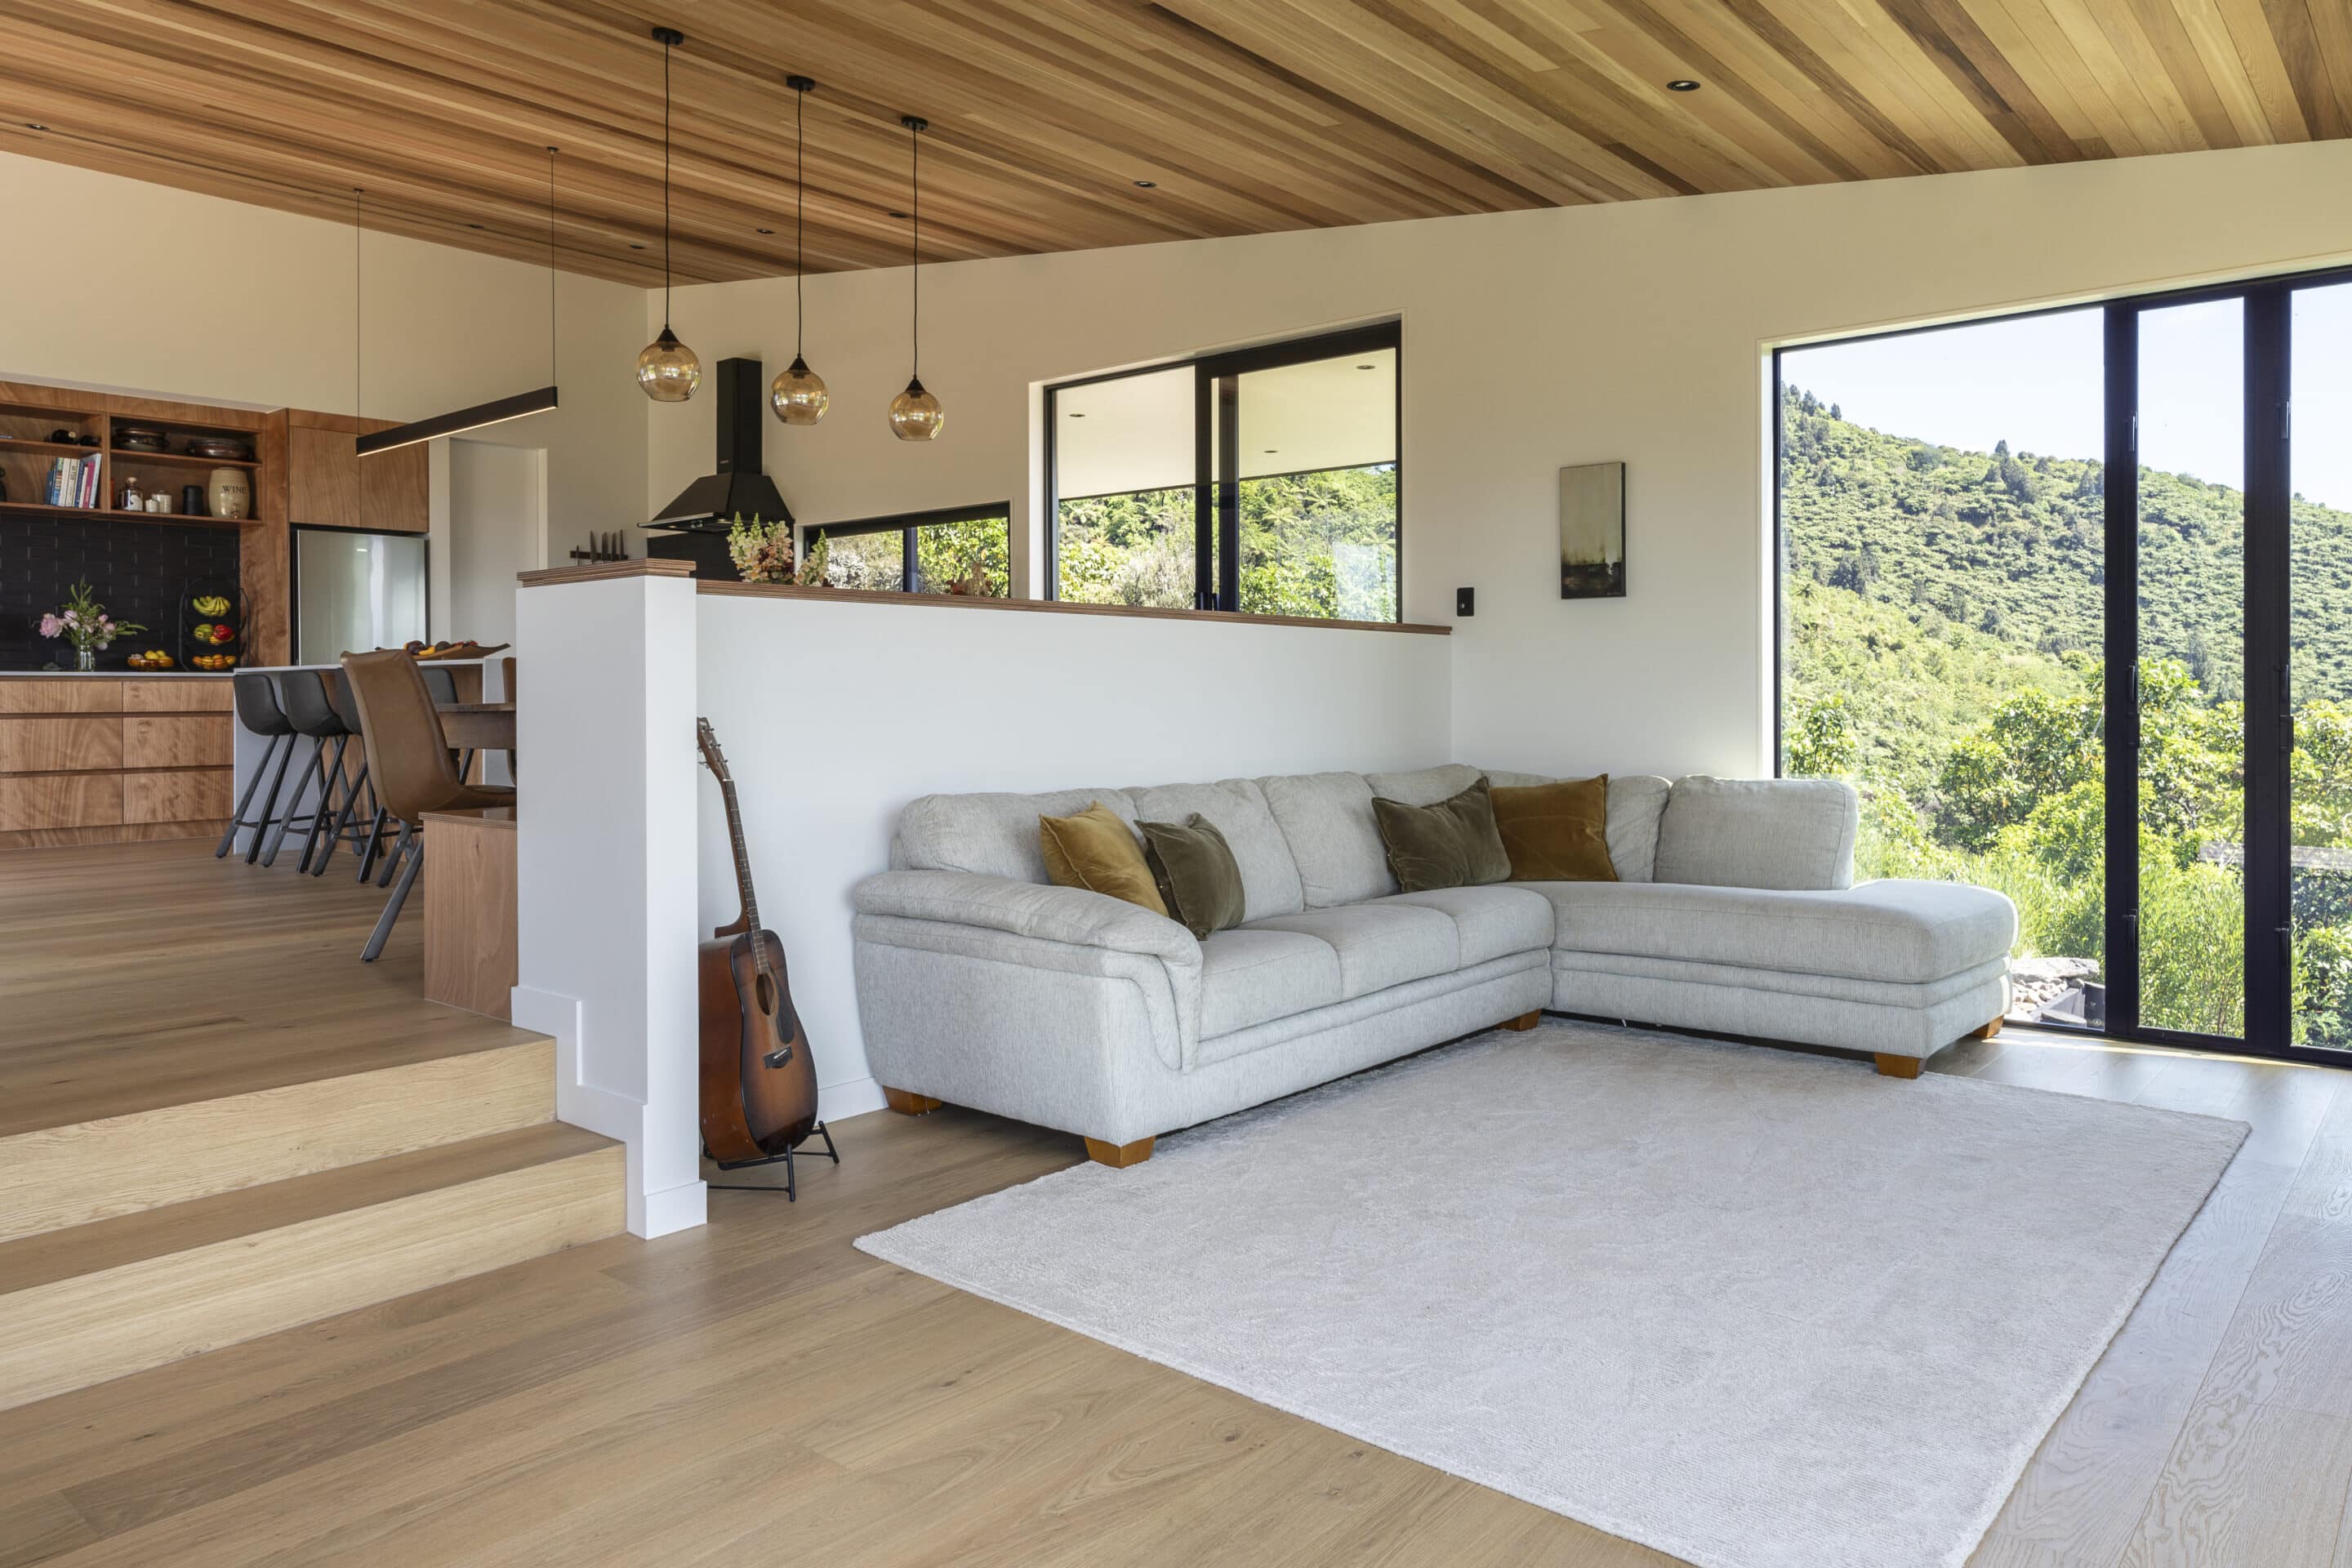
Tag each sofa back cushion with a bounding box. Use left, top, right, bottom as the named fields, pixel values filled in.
left=1258, top=771, right=1396, bottom=907
left=899, top=787, right=1139, bottom=884
left=1483, top=770, right=1672, bottom=882
left=1127, top=779, right=1303, bottom=920
left=1652, top=776, right=1858, bottom=891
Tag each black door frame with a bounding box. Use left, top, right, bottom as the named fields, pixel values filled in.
left=1777, top=261, right=2352, bottom=1067
left=1044, top=320, right=1403, bottom=613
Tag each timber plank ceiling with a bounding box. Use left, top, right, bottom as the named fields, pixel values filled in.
left=0, top=0, right=2344, bottom=287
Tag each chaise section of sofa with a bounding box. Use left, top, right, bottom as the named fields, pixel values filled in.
left=852, top=765, right=2017, bottom=1165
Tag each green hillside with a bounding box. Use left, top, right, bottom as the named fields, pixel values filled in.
left=1778, top=386, right=2352, bottom=1042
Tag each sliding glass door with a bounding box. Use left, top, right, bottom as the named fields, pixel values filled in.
left=1780, top=263, right=2352, bottom=1065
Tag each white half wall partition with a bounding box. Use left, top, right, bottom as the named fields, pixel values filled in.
left=515, top=559, right=1453, bottom=1234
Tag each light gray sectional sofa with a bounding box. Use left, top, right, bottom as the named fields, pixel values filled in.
left=852, top=764, right=2016, bottom=1165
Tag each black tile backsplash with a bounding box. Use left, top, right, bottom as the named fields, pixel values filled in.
left=0, top=514, right=243, bottom=670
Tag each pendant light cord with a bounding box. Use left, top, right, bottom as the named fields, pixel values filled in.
left=909, top=118, right=920, bottom=377
left=354, top=186, right=365, bottom=514
left=546, top=146, right=559, bottom=385
left=662, top=35, right=674, bottom=329
left=794, top=85, right=805, bottom=356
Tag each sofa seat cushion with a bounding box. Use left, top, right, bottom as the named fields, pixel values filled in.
left=1525, top=877, right=2017, bottom=986
left=1242, top=902, right=1459, bottom=999
left=1198, top=928, right=1344, bottom=1038
left=1374, top=885, right=1555, bottom=968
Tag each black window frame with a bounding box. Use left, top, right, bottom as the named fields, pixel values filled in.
left=1043, top=321, right=1403, bottom=618
left=1771, top=260, right=2352, bottom=1069
left=798, top=501, right=1012, bottom=595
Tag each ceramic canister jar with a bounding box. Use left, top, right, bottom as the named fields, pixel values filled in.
left=207, top=467, right=252, bottom=521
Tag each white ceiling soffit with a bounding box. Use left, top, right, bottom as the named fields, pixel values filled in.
left=1055, top=349, right=1396, bottom=501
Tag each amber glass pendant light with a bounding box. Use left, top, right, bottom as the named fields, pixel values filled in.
left=770, top=75, right=828, bottom=425
left=887, top=115, right=942, bottom=441
left=635, top=25, right=702, bottom=403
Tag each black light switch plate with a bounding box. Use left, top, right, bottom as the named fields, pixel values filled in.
left=1455, top=586, right=1475, bottom=617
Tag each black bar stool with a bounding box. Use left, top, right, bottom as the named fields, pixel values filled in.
left=260, top=670, right=352, bottom=871
left=218, top=671, right=297, bottom=864
left=314, top=673, right=381, bottom=878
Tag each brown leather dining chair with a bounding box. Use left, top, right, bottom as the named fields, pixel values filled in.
left=339, top=649, right=515, bottom=962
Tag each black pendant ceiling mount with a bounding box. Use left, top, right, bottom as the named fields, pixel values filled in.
left=358, top=146, right=564, bottom=456
left=770, top=74, right=828, bottom=426
left=636, top=24, right=702, bottom=403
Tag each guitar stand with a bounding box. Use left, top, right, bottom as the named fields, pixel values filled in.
left=706, top=1121, right=839, bottom=1201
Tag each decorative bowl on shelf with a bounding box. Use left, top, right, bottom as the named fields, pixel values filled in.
left=185, top=435, right=253, bottom=461
left=114, top=425, right=168, bottom=452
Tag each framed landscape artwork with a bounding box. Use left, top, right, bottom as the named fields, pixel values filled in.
left=1559, top=461, right=1626, bottom=599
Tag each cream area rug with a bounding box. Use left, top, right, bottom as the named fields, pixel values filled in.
left=857, top=1023, right=2247, bottom=1568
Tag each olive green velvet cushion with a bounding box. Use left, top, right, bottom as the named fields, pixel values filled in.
left=1491, top=775, right=1619, bottom=882
left=1138, top=814, right=1247, bottom=939
left=1039, top=801, right=1169, bottom=917
left=1370, top=777, right=1512, bottom=893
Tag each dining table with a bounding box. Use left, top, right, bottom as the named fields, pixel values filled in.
left=434, top=700, right=515, bottom=755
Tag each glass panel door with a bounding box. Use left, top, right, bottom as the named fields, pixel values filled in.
left=2292, top=282, right=2352, bottom=1048
left=2132, top=301, right=2247, bottom=1039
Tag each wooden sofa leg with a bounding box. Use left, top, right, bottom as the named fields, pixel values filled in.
left=1873, top=1053, right=1924, bottom=1080
left=1967, top=1015, right=2005, bottom=1040
left=1084, top=1136, right=1155, bottom=1169
left=1498, top=1010, right=1542, bottom=1032
left=883, top=1087, right=943, bottom=1116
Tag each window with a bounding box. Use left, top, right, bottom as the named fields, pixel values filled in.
left=1047, top=323, right=1400, bottom=621
left=799, top=504, right=1010, bottom=596
left=1773, top=263, right=2352, bottom=1067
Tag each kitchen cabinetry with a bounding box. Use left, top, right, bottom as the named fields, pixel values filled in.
left=285, top=409, right=428, bottom=535
left=0, top=677, right=235, bottom=848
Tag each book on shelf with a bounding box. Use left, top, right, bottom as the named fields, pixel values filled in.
left=42, top=454, right=102, bottom=509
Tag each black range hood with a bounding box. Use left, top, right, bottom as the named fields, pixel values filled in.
left=645, top=356, right=793, bottom=531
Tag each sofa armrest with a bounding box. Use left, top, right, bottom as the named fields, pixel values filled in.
left=853, top=870, right=1201, bottom=965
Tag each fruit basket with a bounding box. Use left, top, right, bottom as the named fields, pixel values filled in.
left=179, top=577, right=243, bottom=672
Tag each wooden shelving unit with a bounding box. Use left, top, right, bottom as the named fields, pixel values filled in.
left=0, top=379, right=290, bottom=663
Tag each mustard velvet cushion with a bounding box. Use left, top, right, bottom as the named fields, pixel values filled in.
left=1138, top=814, right=1247, bottom=939
left=1370, top=777, right=1512, bottom=893
left=1491, top=775, right=1619, bottom=882
left=1039, top=801, right=1169, bottom=917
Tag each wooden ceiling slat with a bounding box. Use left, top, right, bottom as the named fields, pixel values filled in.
left=0, top=0, right=2338, bottom=287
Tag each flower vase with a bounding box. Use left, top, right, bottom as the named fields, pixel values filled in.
left=74, top=648, right=95, bottom=673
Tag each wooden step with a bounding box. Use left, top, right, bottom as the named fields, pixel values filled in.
left=0, top=1121, right=622, bottom=1411
left=0, top=1037, right=555, bottom=1244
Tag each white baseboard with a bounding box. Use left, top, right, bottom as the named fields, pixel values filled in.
left=820, top=1075, right=885, bottom=1124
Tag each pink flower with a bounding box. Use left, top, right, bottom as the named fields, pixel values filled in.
left=38, top=614, right=60, bottom=639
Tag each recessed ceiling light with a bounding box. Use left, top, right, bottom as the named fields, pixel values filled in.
left=1666, top=78, right=1700, bottom=92
left=1133, top=179, right=1156, bottom=188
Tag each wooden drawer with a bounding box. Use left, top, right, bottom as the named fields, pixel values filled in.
left=123, top=679, right=234, bottom=714
left=0, top=773, right=122, bottom=831
left=123, top=768, right=232, bottom=825
left=0, top=679, right=122, bottom=715
left=122, top=715, right=233, bottom=770
left=0, top=716, right=123, bottom=773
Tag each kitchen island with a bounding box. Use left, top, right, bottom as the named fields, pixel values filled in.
left=0, top=673, right=235, bottom=848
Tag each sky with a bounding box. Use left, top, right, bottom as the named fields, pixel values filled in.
left=1781, top=281, right=2352, bottom=513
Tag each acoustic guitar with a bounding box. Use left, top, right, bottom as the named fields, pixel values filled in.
left=695, top=718, right=821, bottom=1167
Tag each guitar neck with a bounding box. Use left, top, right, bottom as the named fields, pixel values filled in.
left=718, top=774, right=760, bottom=931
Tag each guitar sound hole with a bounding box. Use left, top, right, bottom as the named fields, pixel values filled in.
left=755, top=973, right=777, bottom=1017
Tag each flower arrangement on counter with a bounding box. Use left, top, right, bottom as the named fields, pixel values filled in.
left=726, top=513, right=794, bottom=584
left=39, top=580, right=145, bottom=672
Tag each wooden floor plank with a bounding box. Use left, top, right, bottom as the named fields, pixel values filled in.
left=12, top=844, right=2352, bottom=1565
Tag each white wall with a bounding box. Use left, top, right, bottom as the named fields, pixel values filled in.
left=0, top=151, right=648, bottom=608
left=694, top=593, right=1454, bottom=1115
left=657, top=140, right=2352, bottom=782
